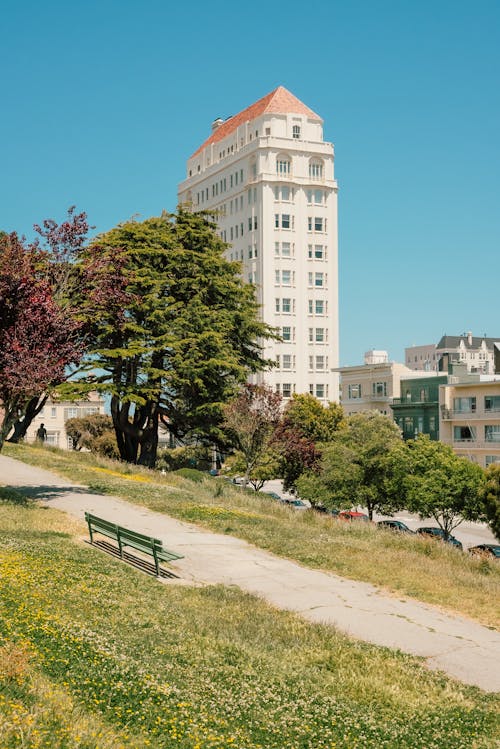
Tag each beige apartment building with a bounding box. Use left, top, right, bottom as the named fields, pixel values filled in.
left=336, top=351, right=431, bottom=416
left=439, top=378, right=500, bottom=467
left=26, top=393, right=106, bottom=449
left=178, top=86, right=339, bottom=402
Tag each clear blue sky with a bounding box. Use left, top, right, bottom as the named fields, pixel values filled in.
left=1, top=0, right=499, bottom=366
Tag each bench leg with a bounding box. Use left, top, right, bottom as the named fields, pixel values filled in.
left=153, top=549, right=160, bottom=577
left=117, top=529, right=124, bottom=559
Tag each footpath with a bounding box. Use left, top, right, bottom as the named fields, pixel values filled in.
left=1, top=453, right=499, bottom=692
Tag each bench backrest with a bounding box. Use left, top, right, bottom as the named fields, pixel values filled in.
left=85, top=512, right=162, bottom=551
left=85, top=512, right=119, bottom=538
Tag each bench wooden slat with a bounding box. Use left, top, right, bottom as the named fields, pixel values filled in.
left=84, top=511, right=183, bottom=576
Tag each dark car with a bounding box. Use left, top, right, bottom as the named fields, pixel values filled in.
left=338, top=510, right=370, bottom=522
left=377, top=519, right=415, bottom=533
left=313, top=505, right=339, bottom=517
left=468, top=544, right=500, bottom=559
left=416, top=527, right=463, bottom=550
left=262, top=491, right=283, bottom=501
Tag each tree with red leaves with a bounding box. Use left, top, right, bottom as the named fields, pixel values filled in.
left=223, top=384, right=282, bottom=490
left=0, top=209, right=90, bottom=449
left=275, top=393, right=345, bottom=494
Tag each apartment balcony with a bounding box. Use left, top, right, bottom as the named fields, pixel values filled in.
left=441, top=407, right=500, bottom=420
left=451, top=439, right=500, bottom=449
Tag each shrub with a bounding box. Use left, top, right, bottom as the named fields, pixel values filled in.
left=174, top=467, right=205, bottom=483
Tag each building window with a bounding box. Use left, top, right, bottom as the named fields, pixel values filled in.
left=315, top=328, right=324, bottom=342
left=315, top=217, right=323, bottom=232
left=485, top=425, right=500, bottom=442
left=282, top=298, right=291, bottom=313
left=282, top=383, right=292, bottom=398
left=453, top=397, right=476, bottom=413
left=486, top=455, right=500, bottom=466
left=309, top=244, right=324, bottom=259
left=315, top=300, right=324, bottom=314
left=282, top=326, right=291, bottom=341
left=485, top=396, right=500, bottom=412
left=283, top=354, right=292, bottom=369
left=315, top=272, right=324, bottom=287
left=348, top=384, right=362, bottom=399
left=276, top=157, right=291, bottom=176
left=281, top=242, right=291, bottom=257
left=429, top=416, right=436, bottom=432
left=292, top=124, right=301, bottom=139
left=316, top=356, right=325, bottom=370
left=454, top=425, right=476, bottom=442
left=64, top=407, right=78, bottom=420
left=275, top=298, right=280, bottom=312
left=282, top=270, right=291, bottom=285
left=372, top=382, right=387, bottom=397
left=316, top=384, right=325, bottom=399
left=51, top=407, right=56, bottom=418
left=309, top=161, right=323, bottom=180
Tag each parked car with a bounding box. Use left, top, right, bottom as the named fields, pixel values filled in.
left=262, top=491, right=283, bottom=501
left=416, top=527, right=463, bottom=550
left=468, top=544, right=500, bottom=559
left=377, top=519, right=415, bottom=533
left=288, top=499, right=309, bottom=510
left=313, top=505, right=340, bottom=516
left=338, top=510, right=370, bottom=522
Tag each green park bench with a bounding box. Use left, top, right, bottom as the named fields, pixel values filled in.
left=84, top=512, right=184, bottom=577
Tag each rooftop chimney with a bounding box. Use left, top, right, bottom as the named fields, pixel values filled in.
left=211, top=118, right=224, bottom=133
left=467, top=331, right=473, bottom=346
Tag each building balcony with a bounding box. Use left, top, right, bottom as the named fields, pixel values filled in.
left=441, top=407, right=500, bottom=420
left=392, top=398, right=433, bottom=406
left=450, top=438, right=500, bottom=449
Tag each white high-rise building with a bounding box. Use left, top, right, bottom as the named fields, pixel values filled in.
left=178, top=86, right=339, bottom=402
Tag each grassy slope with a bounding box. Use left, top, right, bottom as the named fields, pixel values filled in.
left=4, top=443, right=499, bottom=630
left=0, top=493, right=499, bottom=749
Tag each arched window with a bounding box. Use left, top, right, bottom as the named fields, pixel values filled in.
left=309, top=159, right=324, bottom=180
left=276, top=153, right=291, bottom=177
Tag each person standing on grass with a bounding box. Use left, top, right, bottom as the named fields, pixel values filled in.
left=36, top=423, right=47, bottom=443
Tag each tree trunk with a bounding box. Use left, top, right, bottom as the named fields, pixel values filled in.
left=111, top=395, right=160, bottom=466
left=8, top=394, right=48, bottom=443
left=111, top=395, right=139, bottom=463
left=0, top=402, right=21, bottom=452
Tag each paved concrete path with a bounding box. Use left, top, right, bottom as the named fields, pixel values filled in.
left=1, top=454, right=499, bottom=692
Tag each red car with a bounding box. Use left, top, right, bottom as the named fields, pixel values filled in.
left=338, top=510, right=370, bottom=522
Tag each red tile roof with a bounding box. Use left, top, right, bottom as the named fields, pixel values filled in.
left=190, top=86, right=322, bottom=158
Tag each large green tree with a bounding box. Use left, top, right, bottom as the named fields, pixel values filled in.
left=402, top=436, right=486, bottom=538
left=80, top=210, right=274, bottom=467
left=297, top=411, right=404, bottom=518
left=481, top=464, right=500, bottom=541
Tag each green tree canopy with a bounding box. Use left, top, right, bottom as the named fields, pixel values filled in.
left=281, top=393, right=345, bottom=443
left=297, top=411, right=404, bottom=518
left=79, top=210, right=275, bottom=466
left=402, top=435, right=486, bottom=537
left=481, top=464, right=500, bottom=541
